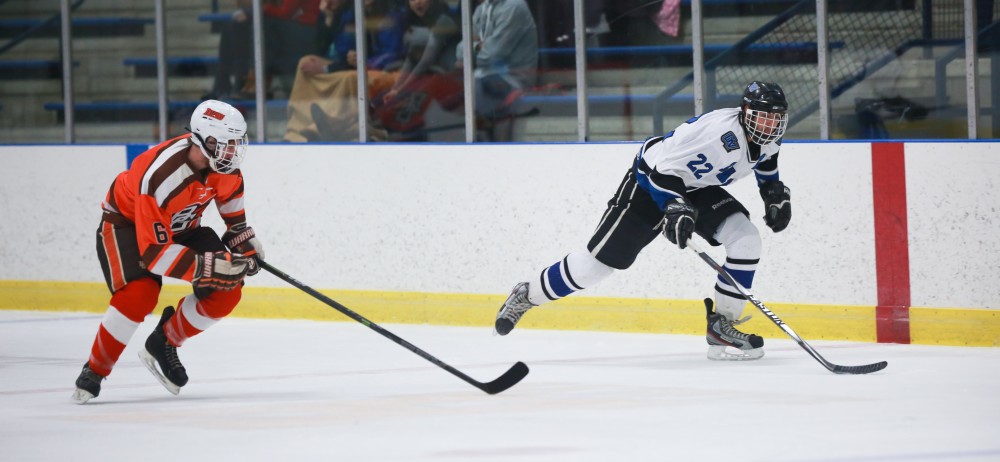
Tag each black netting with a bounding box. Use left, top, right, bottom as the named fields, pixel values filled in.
left=697, top=0, right=997, bottom=128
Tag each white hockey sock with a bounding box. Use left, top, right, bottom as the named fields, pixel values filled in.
left=712, top=214, right=761, bottom=320
left=528, top=250, right=614, bottom=305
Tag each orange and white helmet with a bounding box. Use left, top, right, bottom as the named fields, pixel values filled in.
left=189, top=100, right=248, bottom=174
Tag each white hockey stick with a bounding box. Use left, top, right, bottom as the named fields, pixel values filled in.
left=687, top=240, right=887, bottom=375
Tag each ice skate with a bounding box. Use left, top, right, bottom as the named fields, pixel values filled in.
left=705, top=298, right=764, bottom=361
left=71, top=362, right=105, bottom=404
left=139, top=306, right=188, bottom=395
left=494, top=282, right=535, bottom=336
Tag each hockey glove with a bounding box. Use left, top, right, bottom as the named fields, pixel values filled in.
left=662, top=199, right=698, bottom=249
left=760, top=180, right=791, bottom=232
left=222, top=223, right=265, bottom=276
left=193, top=251, right=250, bottom=292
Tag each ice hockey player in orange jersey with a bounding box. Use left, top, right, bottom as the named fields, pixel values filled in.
left=72, top=100, right=266, bottom=403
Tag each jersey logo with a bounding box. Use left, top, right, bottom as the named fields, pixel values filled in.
left=721, top=131, right=740, bottom=152
left=194, top=186, right=214, bottom=200
left=170, top=203, right=204, bottom=233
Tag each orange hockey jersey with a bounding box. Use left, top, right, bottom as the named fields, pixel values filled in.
left=102, top=134, right=248, bottom=282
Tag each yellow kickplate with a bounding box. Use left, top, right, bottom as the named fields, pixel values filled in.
left=2, top=280, right=994, bottom=345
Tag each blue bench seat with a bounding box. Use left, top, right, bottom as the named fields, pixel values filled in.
left=540, top=41, right=842, bottom=56
left=540, top=41, right=844, bottom=68
left=122, top=56, right=219, bottom=78
left=0, top=17, right=153, bottom=39
left=0, top=60, right=78, bottom=80
left=197, top=13, right=235, bottom=33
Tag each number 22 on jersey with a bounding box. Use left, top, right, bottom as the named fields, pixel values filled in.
left=687, top=154, right=738, bottom=185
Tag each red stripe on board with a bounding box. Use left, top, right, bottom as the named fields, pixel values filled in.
left=871, top=142, right=911, bottom=344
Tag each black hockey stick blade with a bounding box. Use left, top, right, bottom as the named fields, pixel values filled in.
left=686, top=241, right=887, bottom=375
left=831, top=361, right=888, bottom=375
left=259, top=260, right=530, bottom=394
left=479, top=361, right=530, bottom=395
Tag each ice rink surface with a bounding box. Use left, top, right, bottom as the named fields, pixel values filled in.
left=2, top=310, right=998, bottom=462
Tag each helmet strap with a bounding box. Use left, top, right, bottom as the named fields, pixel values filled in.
left=189, top=131, right=223, bottom=172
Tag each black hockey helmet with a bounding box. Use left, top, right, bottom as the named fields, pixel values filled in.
left=740, top=81, right=788, bottom=145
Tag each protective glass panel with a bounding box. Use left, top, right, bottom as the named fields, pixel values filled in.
left=0, top=2, right=157, bottom=143
left=277, top=0, right=469, bottom=143
left=524, top=0, right=582, bottom=142
left=7, top=1, right=990, bottom=145
left=975, top=3, right=1000, bottom=138
left=828, top=1, right=973, bottom=140
left=163, top=3, right=243, bottom=143
left=280, top=0, right=405, bottom=142
left=583, top=0, right=685, bottom=141
left=373, top=0, right=466, bottom=142
left=700, top=1, right=819, bottom=141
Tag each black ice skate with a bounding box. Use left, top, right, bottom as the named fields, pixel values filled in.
left=71, top=362, right=105, bottom=404
left=139, top=306, right=189, bottom=395
left=494, top=282, right=535, bottom=336
left=705, top=298, right=765, bottom=361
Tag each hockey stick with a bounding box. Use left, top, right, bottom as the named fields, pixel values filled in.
left=686, top=241, right=888, bottom=375
left=259, top=261, right=529, bottom=394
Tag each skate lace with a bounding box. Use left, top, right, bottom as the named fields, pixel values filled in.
left=499, top=292, right=533, bottom=323
left=164, top=344, right=183, bottom=370
left=718, top=315, right=753, bottom=340
left=81, top=367, right=104, bottom=385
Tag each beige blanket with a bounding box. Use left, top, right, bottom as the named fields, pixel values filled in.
left=284, top=69, right=398, bottom=142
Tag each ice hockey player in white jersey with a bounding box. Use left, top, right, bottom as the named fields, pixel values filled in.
left=495, top=81, right=791, bottom=361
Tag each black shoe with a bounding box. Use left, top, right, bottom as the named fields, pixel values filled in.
left=72, top=362, right=105, bottom=404
left=139, top=306, right=188, bottom=394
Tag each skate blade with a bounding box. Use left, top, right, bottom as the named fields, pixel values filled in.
left=707, top=345, right=765, bottom=361
left=138, top=349, right=181, bottom=395
left=71, top=388, right=94, bottom=404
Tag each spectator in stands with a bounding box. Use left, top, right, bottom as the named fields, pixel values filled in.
left=372, top=0, right=463, bottom=140
left=530, top=0, right=608, bottom=49
left=205, top=0, right=255, bottom=99
left=456, top=0, right=538, bottom=139
left=264, top=0, right=323, bottom=96
left=284, top=0, right=407, bottom=142
left=204, top=0, right=322, bottom=100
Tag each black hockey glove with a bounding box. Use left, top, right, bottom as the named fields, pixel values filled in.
left=193, top=251, right=250, bottom=292
left=759, top=180, right=791, bottom=233
left=662, top=199, right=698, bottom=249
left=222, top=223, right=265, bottom=276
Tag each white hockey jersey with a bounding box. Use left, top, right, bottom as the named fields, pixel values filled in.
left=635, top=107, right=781, bottom=209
